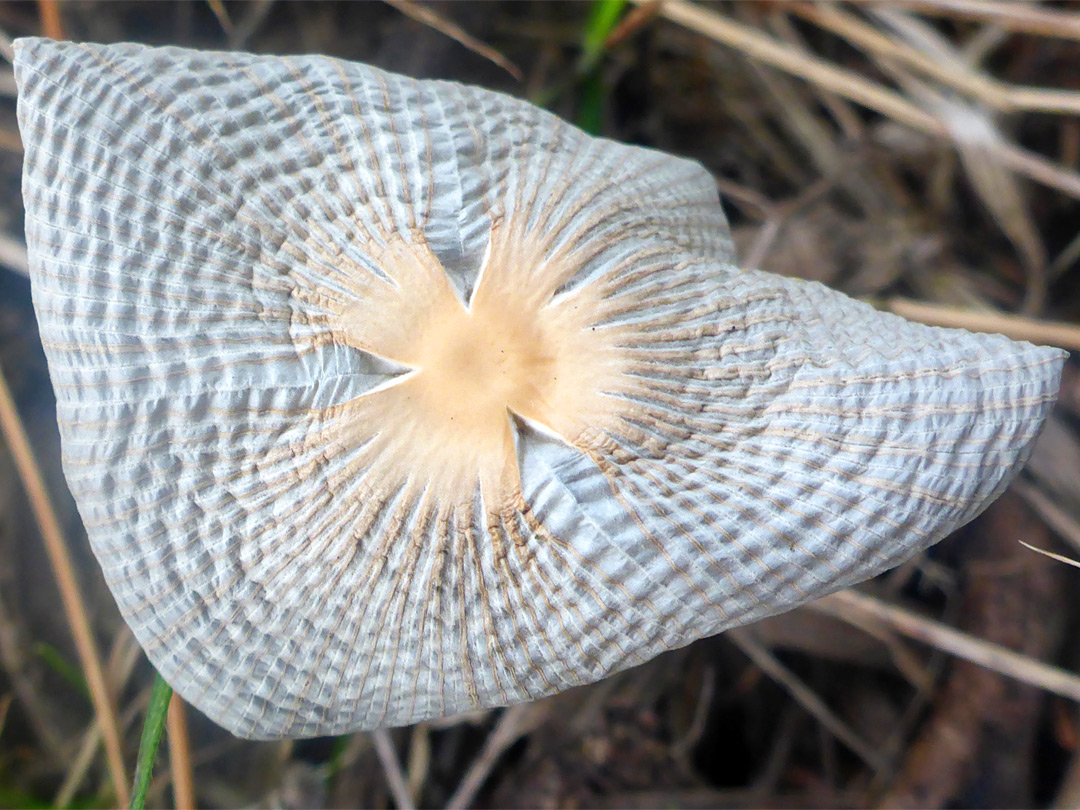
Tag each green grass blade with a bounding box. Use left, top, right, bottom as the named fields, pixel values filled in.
left=129, top=673, right=172, bottom=810
left=579, top=0, right=628, bottom=73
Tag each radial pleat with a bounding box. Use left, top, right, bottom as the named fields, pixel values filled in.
left=15, top=36, right=1064, bottom=739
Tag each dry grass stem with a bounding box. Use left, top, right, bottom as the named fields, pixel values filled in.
left=650, top=0, right=945, bottom=134
left=890, top=0, right=1080, bottom=42
left=446, top=704, right=541, bottom=810
left=36, top=0, right=62, bottom=41
left=813, top=589, right=1080, bottom=704
left=728, top=629, right=889, bottom=774
left=373, top=728, right=415, bottom=810
left=1014, top=480, right=1080, bottom=556
left=794, top=3, right=1080, bottom=116
left=1017, top=540, right=1080, bottom=570
left=647, top=0, right=1080, bottom=201
left=0, top=369, right=129, bottom=805
left=386, top=0, right=523, bottom=81
left=205, top=0, right=233, bottom=35
left=406, top=724, right=431, bottom=806
left=0, top=232, right=30, bottom=276
left=168, top=694, right=195, bottom=810
left=885, top=297, right=1080, bottom=350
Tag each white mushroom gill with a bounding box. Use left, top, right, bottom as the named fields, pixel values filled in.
left=14, top=37, right=1066, bottom=740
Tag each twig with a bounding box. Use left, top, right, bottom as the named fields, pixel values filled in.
left=1018, top=540, right=1080, bottom=570
left=446, top=704, right=539, bottom=810
left=168, top=695, right=195, bottom=810
left=37, top=0, right=63, bottom=40
left=0, top=366, right=129, bottom=805
left=373, top=728, right=415, bottom=810
left=646, top=0, right=945, bottom=134
left=792, top=2, right=1080, bottom=116
left=0, top=232, right=29, bottom=276
left=811, top=589, right=1080, bottom=703
left=728, top=629, right=889, bottom=774
left=406, top=724, right=431, bottom=806
left=643, top=0, right=1080, bottom=200
left=386, top=0, right=522, bottom=81
left=205, top=0, right=233, bottom=35
left=888, top=0, right=1080, bottom=42
left=56, top=630, right=141, bottom=807
left=885, top=297, right=1080, bottom=350
left=1013, top=480, right=1080, bottom=556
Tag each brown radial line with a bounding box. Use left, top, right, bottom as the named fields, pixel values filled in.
left=144, top=477, right=351, bottom=676
left=61, top=405, right=313, bottom=441
left=524, top=150, right=685, bottom=258
left=452, top=501, right=483, bottom=709
left=279, top=57, right=384, bottom=233
left=459, top=498, right=514, bottom=706
left=329, top=59, right=394, bottom=232
left=584, top=450, right=737, bottom=617
left=78, top=414, right=353, bottom=528
left=502, top=122, right=575, bottom=239
left=588, top=248, right=687, bottom=288
left=241, top=68, right=348, bottom=231
left=26, top=199, right=294, bottom=291
left=542, top=190, right=713, bottom=268
left=300, top=483, right=421, bottom=730
left=280, top=58, right=368, bottom=216
left=64, top=411, right=344, bottom=482
left=316, top=482, right=417, bottom=725
left=684, top=426, right=970, bottom=519
left=502, top=508, right=632, bottom=673
left=404, top=503, right=455, bottom=723
left=47, top=343, right=335, bottom=394
left=468, top=503, right=537, bottom=700
left=30, top=250, right=295, bottom=313
left=613, top=393, right=967, bottom=527
left=486, top=514, right=561, bottom=693
left=99, top=429, right=378, bottom=598
left=416, top=94, right=437, bottom=228
left=83, top=407, right=359, bottom=532
left=236, top=473, right=390, bottom=718
left=606, top=439, right=810, bottom=600
left=31, top=57, right=325, bottom=264
left=620, top=303, right=792, bottom=341
left=587, top=271, right=705, bottom=320
left=566, top=253, right=684, bottom=306
left=514, top=494, right=691, bottom=644
left=593, top=277, right=720, bottom=315
left=52, top=328, right=347, bottom=388
left=438, top=92, right=498, bottom=222
left=611, top=403, right=910, bottom=540
left=375, top=72, right=419, bottom=234
left=359, top=488, right=440, bottom=728
left=625, top=447, right=843, bottom=579
left=41, top=330, right=308, bottom=358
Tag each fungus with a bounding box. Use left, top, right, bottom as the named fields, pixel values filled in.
left=13, top=37, right=1065, bottom=740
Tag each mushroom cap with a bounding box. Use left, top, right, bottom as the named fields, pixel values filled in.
left=14, top=37, right=1065, bottom=739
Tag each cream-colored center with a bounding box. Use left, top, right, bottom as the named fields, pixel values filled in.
left=410, top=290, right=552, bottom=438
left=329, top=225, right=638, bottom=507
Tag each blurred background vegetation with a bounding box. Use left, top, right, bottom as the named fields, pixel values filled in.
left=3, top=1, right=1080, bottom=807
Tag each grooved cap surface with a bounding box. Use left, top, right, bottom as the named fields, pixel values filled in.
left=14, top=37, right=1066, bottom=739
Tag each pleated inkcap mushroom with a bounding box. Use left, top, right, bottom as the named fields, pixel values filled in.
left=14, top=36, right=1066, bottom=739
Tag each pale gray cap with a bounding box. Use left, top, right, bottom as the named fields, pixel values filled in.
left=14, top=36, right=1065, bottom=739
